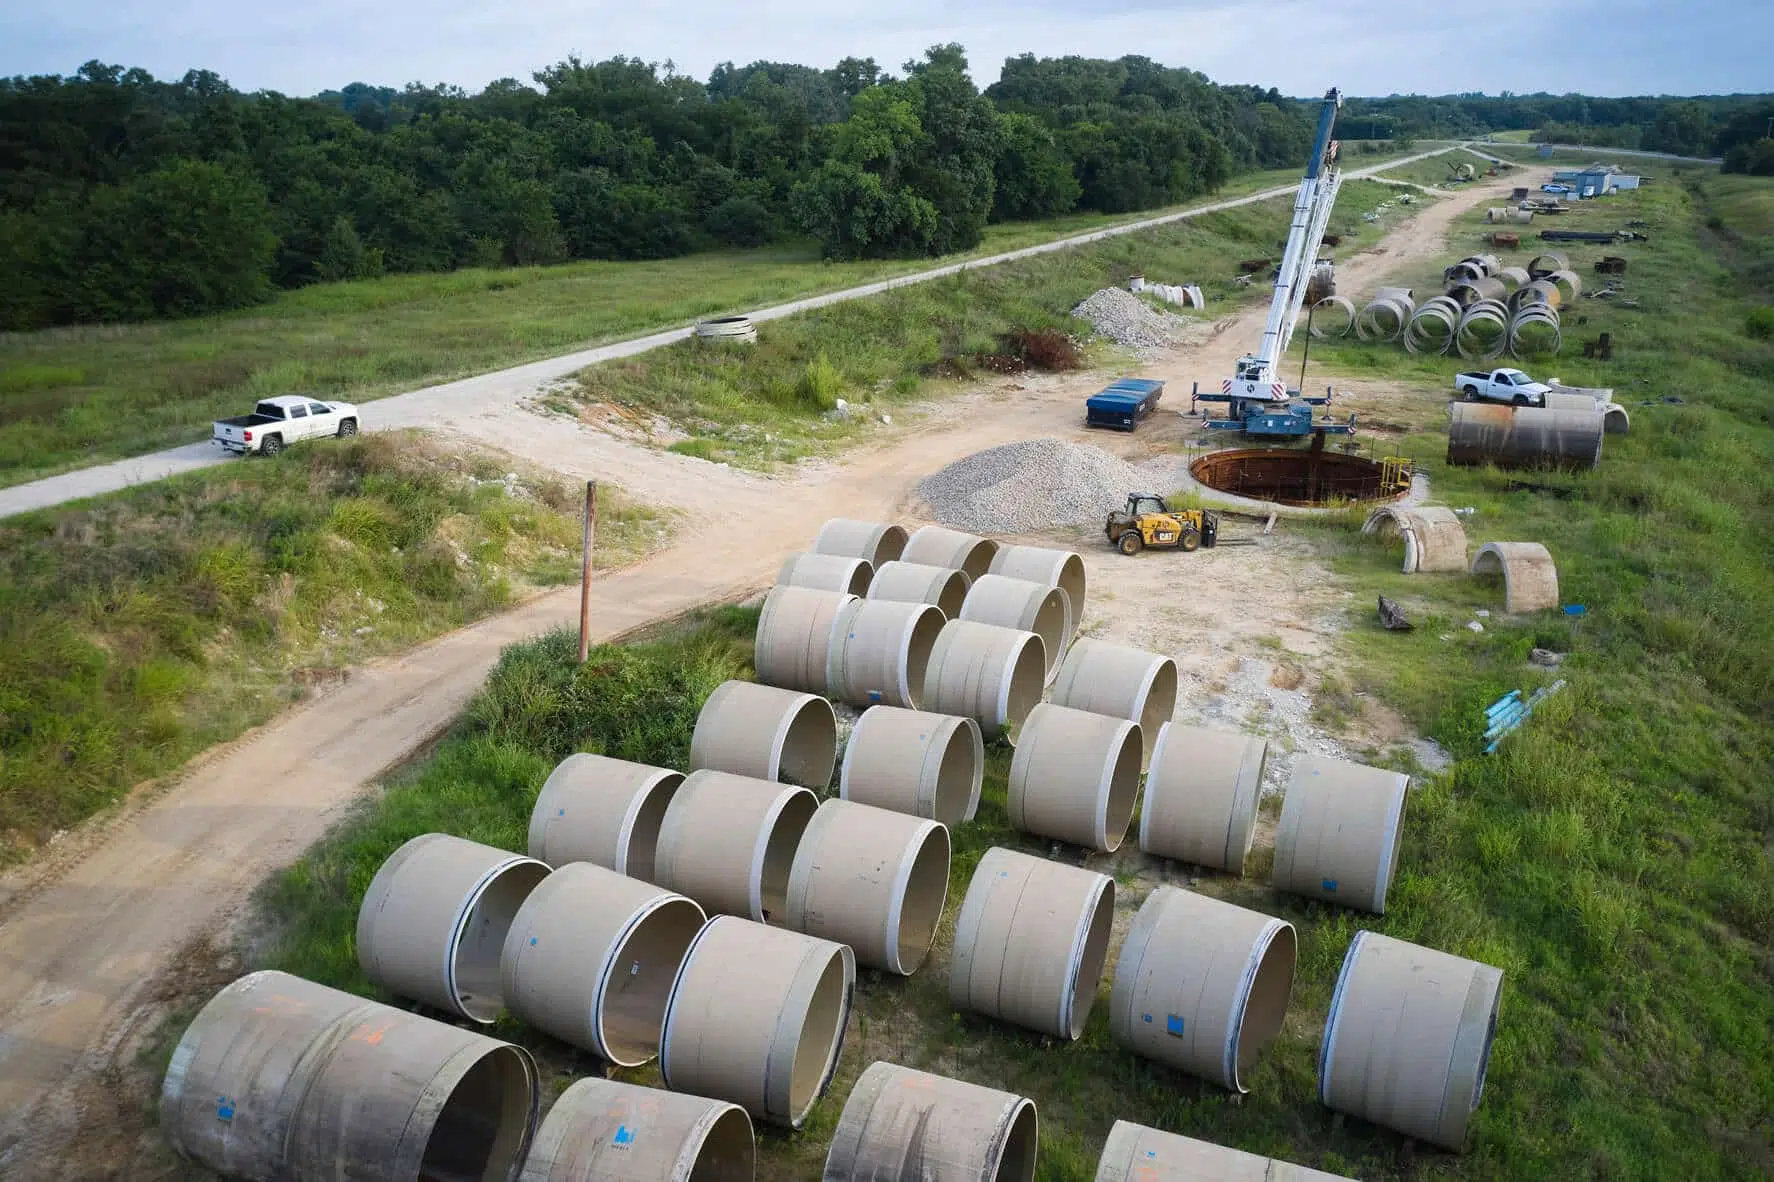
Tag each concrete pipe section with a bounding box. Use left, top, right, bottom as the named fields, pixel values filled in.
left=1140, top=724, right=1267, bottom=874
left=778, top=551, right=873, bottom=596
left=1445, top=403, right=1604, bottom=472
left=1008, top=703, right=1141, bottom=853
left=827, top=597, right=946, bottom=710
left=950, top=847, right=1115, bottom=1040
left=959, top=574, right=1072, bottom=682
left=1527, top=250, right=1569, bottom=279
left=921, top=619, right=1047, bottom=742
left=1320, top=930, right=1504, bottom=1152
left=867, top=559, right=972, bottom=618
left=988, top=543, right=1088, bottom=621
left=902, top=524, right=999, bottom=582
left=812, top=518, right=909, bottom=568
left=520, top=1077, right=753, bottom=1181
left=824, top=1061, right=1038, bottom=1182
left=163, top=970, right=538, bottom=1181
left=1307, top=295, right=1356, bottom=338
left=1471, top=541, right=1560, bottom=613
left=1108, top=888, right=1296, bottom=1092
left=755, top=584, right=855, bottom=696
left=839, top=705, right=984, bottom=825
left=500, top=863, right=706, bottom=1066
left=661, top=915, right=855, bottom=1129
left=1361, top=505, right=1469, bottom=574
left=655, top=769, right=819, bottom=923
left=527, top=753, right=682, bottom=881
left=357, top=833, right=552, bottom=1023
left=690, top=679, right=838, bottom=788
left=1094, top=1121, right=1354, bottom=1181
left=785, top=799, right=951, bottom=974
left=1272, top=755, right=1410, bottom=914
left=1050, top=637, right=1178, bottom=767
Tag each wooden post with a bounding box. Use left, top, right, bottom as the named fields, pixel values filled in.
left=578, top=480, right=597, bottom=663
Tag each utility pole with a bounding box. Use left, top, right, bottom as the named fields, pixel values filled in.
left=577, top=480, right=597, bottom=663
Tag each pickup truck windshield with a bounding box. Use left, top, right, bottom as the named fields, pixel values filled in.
left=253, top=402, right=285, bottom=419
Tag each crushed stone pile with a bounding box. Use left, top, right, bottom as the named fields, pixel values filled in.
left=919, top=438, right=1183, bottom=534
left=1070, top=287, right=1192, bottom=351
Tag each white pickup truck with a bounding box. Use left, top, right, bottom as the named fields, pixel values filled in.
left=1454, top=368, right=1550, bottom=407
left=213, top=396, right=359, bottom=456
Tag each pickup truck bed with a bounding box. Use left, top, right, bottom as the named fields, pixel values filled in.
left=215, top=413, right=281, bottom=429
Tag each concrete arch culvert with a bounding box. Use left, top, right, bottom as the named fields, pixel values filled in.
left=1008, top=703, right=1142, bottom=853
left=950, top=847, right=1115, bottom=1040
left=527, top=753, right=681, bottom=881
left=811, top=518, right=908, bottom=568
left=661, top=916, right=855, bottom=1129
left=1050, top=638, right=1178, bottom=768
left=866, top=560, right=972, bottom=618
left=826, top=598, right=946, bottom=710
left=519, top=1077, right=753, bottom=1181
left=1109, top=888, right=1296, bottom=1093
left=1095, top=1120, right=1356, bottom=1181
left=1272, top=755, right=1410, bottom=914
left=162, top=970, right=538, bottom=1181
left=1470, top=541, right=1560, bottom=613
left=690, top=680, right=838, bottom=789
left=755, top=584, right=855, bottom=696
left=921, top=619, right=1047, bottom=742
left=777, top=551, right=873, bottom=597
left=655, top=769, right=819, bottom=923
left=988, top=543, right=1088, bottom=622
left=824, top=1062, right=1038, bottom=1182
left=1361, top=505, right=1469, bottom=574
left=959, top=574, right=1072, bottom=682
left=902, top=524, right=999, bottom=582
left=839, top=705, right=983, bottom=825
left=1139, top=724, right=1267, bottom=874
left=499, top=863, right=705, bottom=1066
left=356, top=833, right=551, bottom=1022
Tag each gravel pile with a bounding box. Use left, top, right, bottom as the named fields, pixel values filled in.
left=1070, top=287, right=1190, bottom=351
left=919, top=438, right=1183, bottom=534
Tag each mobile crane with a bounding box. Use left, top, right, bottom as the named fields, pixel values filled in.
left=1191, top=87, right=1357, bottom=439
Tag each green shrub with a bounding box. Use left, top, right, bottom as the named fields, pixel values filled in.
left=1746, top=304, right=1774, bottom=339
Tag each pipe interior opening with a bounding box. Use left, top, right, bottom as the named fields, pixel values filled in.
left=1190, top=448, right=1406, bottom=507
left=874, top=525, right=908, bottom=566
left=689, top=1106, right=756, bottom=1181
left=958, top=540, right=997, bottom=582
left=1068, top=883, right=1116, bottom=1039
left=779, top=700, right=837, bottom=789
left=1002, top=638, right=1048, bottom=744
left=787, top=950, right=850, bottom=1122
left=997, top=1098, right=1040, bottom=1182
left=759, top=791, right=819, bottom=922
left=1030, top=591, right=1068, bottom=678
left=1055, top=555, right=1087, bottom=622
left=842, top=562, right=871, bottom=597
left=419, top=1045, right=535, bottom=1182
left=454, top=861, right=552, bottom=1021
left=1472, top=986, right=1502, bottom=1108
left=903, top=609, right=945, bottom=710
left=1140, top=661, right=1179, bottom=746
left=894, top=825, right=952, bottom=973
left=599, top=898, right=707, bottom=1066
left=624, top=775, right=681, bottom=883
left=1102, top=726, right=1142, bottom=852
left=1232, top=923, right=1297, bottom=1090
left=934, top=570, right=970, bottom=618
left=932, top=720, right=980, bottom=823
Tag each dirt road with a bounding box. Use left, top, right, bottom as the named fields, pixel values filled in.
left=0, top=168, right=1525, bottom=1176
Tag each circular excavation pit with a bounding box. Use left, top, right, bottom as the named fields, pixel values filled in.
left=1189, top=448, right=1407, bottom=508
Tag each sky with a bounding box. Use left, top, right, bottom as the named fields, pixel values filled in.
left=3, top=0, right=1769, bottom=98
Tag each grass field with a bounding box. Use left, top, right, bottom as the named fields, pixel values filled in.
left=1371, top=149, right=1520, bottom=189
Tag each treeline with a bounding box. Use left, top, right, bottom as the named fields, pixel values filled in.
left=0, top=50, right=1324, bottom=330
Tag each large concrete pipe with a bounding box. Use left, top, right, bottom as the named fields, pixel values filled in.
left=1007, top=704, right=1141, bottom=853
left=1139, top=724, right=1266, bottom=873
left=902, top=524, right=998, bottom=582
left=1445, top=403, right=1604, bottom=472
left=778, top=551, right=873, bottom=596
left=1320, top=931, right=1504, bottom=1152
left=1094, top=1121, right=1354, bottom=1181
left=1272, top=755, right=1410, bottom=914
left=1445, top=276, right=1506, bottom=308
left=1049, top=638, right=1178, bottom=766
left=520, top=1077, right=753, bottom=1181
left=1470, top=541, right=1560, bottom=613
left=812, top=518, right=908, bottom=568
left=868, top=559, right=972, bottom=618
left=689, top=679, right=838, bottom=788
left=827, top=597, right=945, bottom=710
left=661, top=915, right=855, bottom=1129
left=1108, top=888, right=1295, bottom=1092
left=825, top=1061, right=1038, bottom=1182
left=500, top=863, right=705, bottom=1066
left=755, top=584, right=854, bottom=695
left=655, top=769, right=819, bottom=923
left=921, top=619, right=1047, bottom=742
left=1404, top=294, right=1460, bottom=356
left=1360, top=505, right=1469, bottom=574
left=1527, top=250, right=1568, bottom=279
left=163, top=970, right=538, bottom=1181
left=988, top=543, right=1088, bottom=621
left=357, top=833, right=551, bottom=1023
left=1307, top=294, right=1356, bottom=338
left=950, top=847, right=1115, bottom=1040
left=1541, top=391, right=1598, bottom=412
left=840, top=705, right=983, bottom=825
left=785, top=799, right=951, bottom=974
left=959, top=574, right=1071, bottom=681
left=527, top=753, right=681, bottom=881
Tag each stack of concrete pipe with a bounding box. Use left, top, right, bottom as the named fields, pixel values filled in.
left=1354, top=287, right=1415, bottom=342
left=1446, top=403, right=1605, bottom=471
left=959, top=574, right=1072, bottom=682
left=1050, top=638, right=1178, bottom=766
left=521, top=1078, right=754, bottom=1180
left=690, top=679, right=838, bottom=787
left=826, top=1062, right=1038, bottom=1182
left=988, top=543, right=1088, bottom=624
left=1454, top=298, right=1510, bottom=361
left=1007, top=703, right=1141, bottom=852
left=755, top=585, right=946, bottom=710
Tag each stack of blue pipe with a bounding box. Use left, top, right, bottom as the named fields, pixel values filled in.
left=1483, top=680, right=1567, bottom=754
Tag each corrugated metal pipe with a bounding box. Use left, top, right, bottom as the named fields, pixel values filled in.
left=824, top=1062, right=1038, bottom=1182
left=654, top=769, right=819, bottom=922
left=811, top=518, right=907, bottom=568
left=755, top=584, right=853, bottom=696
left=1272, top=755, right=1409, bottom=914
left=959, top=574, right=1072, bottom=682
left=1139, top=724, right=1267, bottom=873
left=527, top=753, right=681, bottom=880
left=902, top=524, right=998, bottom=581
left=1360, top=505, right=1470, bottom=574
left=867, top=559, right=972, bottom=618
left=1470, top=541, right=1560, bottom=613
left=1445, top=403, right=1604, bottom=472
left=988, top=543, right=1088, bottom=620
left=690, top=680, right=837, bottom=788
left=777, top=551, right=872, bottom=596
left=839, top=705, right=983, bottom=825
left=826, top=597, right=946, bottom=709
left=921, top=619, right=1047, bottom=741
left=520, top=1077, right=752, bottom=1181
left=1049, top=638, right=1178, bottom=767
left=1095, top=1121, right=1355, bottom=1181
left=1008, top=703, right=1142, bottom=852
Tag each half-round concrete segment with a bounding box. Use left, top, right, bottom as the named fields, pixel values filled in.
left=1445, top=403, right=1604, bottom=472
left=988, top=543, right=1088, bottom=623
left=1049, top=638, right=1179, bottom=767
left=921, top=620, right=1047, bottom=742
left=902, top=524, right=999, bottom=582
left=1319, top=930, right=1504, bottom=1152
left=689, top=680, right=838, bottom=789
left=755, top=585, right=856, bottom=696
left=527, top=753, right=682, bottom=881
left=1108, top=887, right=1296, bottom=1092
left=811, top=518, right=909, bottom=568
left=520, top=1077, right=753, bottom=1181
left=1093, top=1120, right=1355, bottom=1181
left=162, top=970, right=538, bottom=1181
left=959, top=574, right=1071, bottom=682
left=654, top=770, right=820, bottom=923
left=499, top=863, right=706, bottom=1066
left=1007, top=703, right=1141, bottom=853
left=866, top=560, right=972, bottom=618
left=1470, top=541, right=1560, bottom=613
left=824, top=1061, right=1038, bottom=1182
left=1361, top=506, right=1469, bottom=574
left=660, top=916, right=855, bottom=1129
left=839, top=705, right=984, bottom=825
left=949, top=847, right=1115, bottom=1040
left=777, top=551, right=874, bottom=597
left=1139, top=724, right=1267, bottom=874
left=1272, top=756, right=1410, bottom=915
left=826, top=598, right=946, bottom=710
left=785, top=799, right=951, bottom=974
left=356, top=832, right=551, bottom=1022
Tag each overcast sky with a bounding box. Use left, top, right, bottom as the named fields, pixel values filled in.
left=3, top=0, right=1767, bottom=98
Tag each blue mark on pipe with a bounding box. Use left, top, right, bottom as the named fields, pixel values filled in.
left=868, top=691, right=882, bottom=703
left=1166, top=1015, right=1184, bottom=1036
left=216, top=1096, right=235, bottom=1122
left=613, top=1125, right=635, bottom=1146
left=1142, top=1012, right=1153, bottom=1024
left=530, top=937, right=538, bottom=946
left=1322, top=878, right=1339, bottom=892
left=557, top=808, right=565, bottom=817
